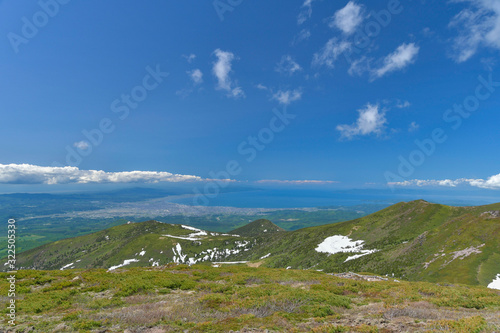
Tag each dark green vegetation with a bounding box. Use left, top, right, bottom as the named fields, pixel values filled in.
left=9, top=200, right=500, bottom=290
left=0, top=266, right=499, bottom=332
left=229, top=218, right=285, bottom=236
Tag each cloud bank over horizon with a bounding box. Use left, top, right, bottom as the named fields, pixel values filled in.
left=389, top=173, right=500, bottom=190
left=0, top=164, right=203, bottom=185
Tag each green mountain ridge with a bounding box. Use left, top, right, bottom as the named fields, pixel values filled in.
left=229, top=218, right=285, bottom=236
left=9, top=200, right=500, bottom=289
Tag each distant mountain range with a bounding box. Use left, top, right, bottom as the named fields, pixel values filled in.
left=10, top=200, right=500, bottom=289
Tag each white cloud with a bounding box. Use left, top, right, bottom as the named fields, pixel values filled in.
left=371, top=43, right=420, bottom=80
left=298, top=0, right=315, bottom=25
left=336, top=103, right=387, bottom=140
left=312, top=38, right=351, bottom=68
left=408, top=121, right=419, bottom=132
left=396, top=100, right=411, bottom=108
left=229, top=86, right=245, bottom=99
left=470, top=173, right=500, bottom=189
left=188, top=69, right=203, bottom=85
left=449, top=0, right=500, bottom=63
left=177, top=69, right=203, bottom=98
left=348, top=56, right=370, bottom=76
left=256, top=84, right=268, bottom=90
left=0, top=164, right=203, bottom=185
left=73, top=141, right=89, bottom=150
left=388, top=174, right=500, bottom=190
left=275, top=55, right=302, bottom=75
left=329, top=1, right=365, bottom=35
left=256, top=179, right=338, bottom=185
left=388, top=179, right=469, bottom=187
left=212, top=49, right=245, bottom=99
left=272, top=89, right=302, bottom=105
left=183, top=54, right=196, bottom=63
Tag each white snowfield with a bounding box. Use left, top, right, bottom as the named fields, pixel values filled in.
left=170, top=238, right=252, bottom=265
left=162, top=234, right=201, bottom=240
left=488, top=274, right=500, bottom=290
left=163, top=225, right=208, bottom=241
left=108, top=259, right=139, bottom=271
left=315, top=235, right=379, bottom=263
left=60, top=263, right=74, bottom=270
left=260, top=253, right=271, bottom=260
left=212, top=261, right=248, bottom=264
left=180, top=225, right=202, bottom=231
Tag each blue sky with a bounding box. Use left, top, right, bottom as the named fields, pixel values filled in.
left=1, top=0, right=500, bottom=193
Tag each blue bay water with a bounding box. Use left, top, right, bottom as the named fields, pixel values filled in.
left=168, top=188, right=500, bottom=209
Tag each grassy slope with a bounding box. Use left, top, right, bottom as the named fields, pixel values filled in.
left=9, top=200, right=500, bottom=288
left=13, top=221, right=254, bottom=271
left=0, top=207, right=370, bottom=257
left=0, top=266, right=499, bottom=332
left=228, top=200, right=500, bottom=287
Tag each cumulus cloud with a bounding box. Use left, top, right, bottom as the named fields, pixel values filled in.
left=275, top=55, right=302, bottom=76
left=73, top=141, right=89, bottom=150
left=388, top=174, right=500, bottom=190
left=256, top=179, right=338, bottom=185
left=212, top=49, right=245, bottom=98
left=329, top=1, right=365, bottom=35
left=312, top=38, right=351, bottom=68
left=0, top=164, right=203, bottom=185
left=449, top=0, right=500, bottom=63
left=371, top=43, right=420, bottom=80
left=469, top=174, right=500, bottom=189
left=272, top=89, right=302, bottom=105
left=298, top=0, right=315, bottom=25
left=336, top=103, right=387, bottom=140
left=188, top=69, right=203, bottom=85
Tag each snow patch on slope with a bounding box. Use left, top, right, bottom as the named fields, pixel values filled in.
left=315, top=235, right=378, bottom=262
left=108, top=259, right=139, bottom=271
left=60, top=263, right=74, bottom=270
left=212, top=261, right=248, bottom=264
left=164, top=225, right=209, bottom=241
left=171, top=240, right=252, bottom=265
left=488, top=274, right=500, bottom=290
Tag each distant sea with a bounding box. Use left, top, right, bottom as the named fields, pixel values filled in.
left=168, top=188, right=500, bottom=209
left=2, top=184, right=499, bottom=210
